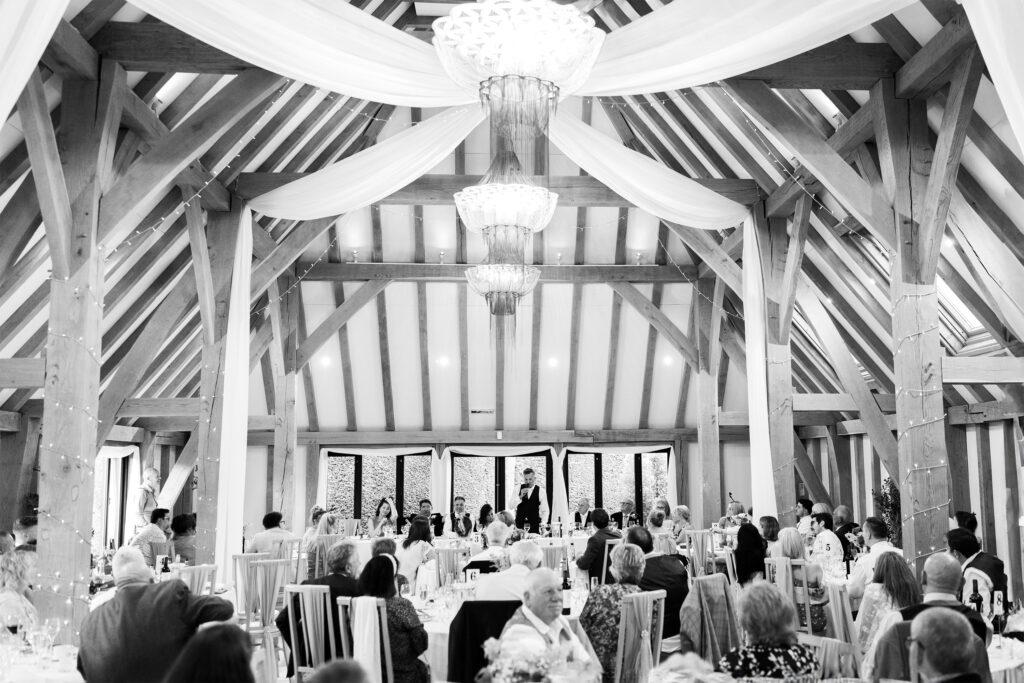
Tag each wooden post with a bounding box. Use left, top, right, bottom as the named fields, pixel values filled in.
left=269, top=271, right=298, bottom=517
left=695, top=278, right=722, bottom=527
left=27, top=61, right=123, bottom=636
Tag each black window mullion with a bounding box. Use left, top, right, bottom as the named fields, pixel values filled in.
left=634, top=453, right=643, bottom=517
left=396, top=456, right=406, bottom=520
left=594, top=452, right=603, bottom=508
left=496, top=457, right=506, bottom=511
left=354, top=454, right=363, bottom=518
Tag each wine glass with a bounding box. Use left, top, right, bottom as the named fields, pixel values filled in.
left=43, top=618, right=60, bottom=653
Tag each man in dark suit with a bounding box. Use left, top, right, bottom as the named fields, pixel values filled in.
left=832, top=505, right=860, bottom=561
left=574, top=498, right=592, bottom=528
left=575, top=508, right=621, bottom=584
left=947, top=527, right=1007, bottom=598
left=277, top=540, right=362, bottom=676
left=625, top=526, right=688, bottom=637
left=78, top=546, right=234, bottom=683
left=406, top=498, right=444, bottom=538
left=610, top=500, right=638, bottom=530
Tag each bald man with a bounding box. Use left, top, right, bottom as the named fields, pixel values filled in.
left=911, top=608, right=983, bottom=682
left=899, top=553, right=989, bottom=643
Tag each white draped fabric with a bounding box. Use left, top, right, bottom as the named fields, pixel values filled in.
left=742, top=217, right=777, bottom=520
left=578, top=0, right=916, bottom=96
left=124, top=0, right=474, bottom=108
left=212, top=210, right=253, bottom=576
left=248, top=105, right=484, bottom=220
left=958, top=0, right=1024, bottom=154
left=548, top=109, right=749, bottom=230
left=0, top=1, right=69, bottom=125
left=97, top=445, right=139, bottom=545
left=559, top=444, right=678, bottom=511
left=315, top=447, right=439, bottom=509
left=438, top=445, right=564, bottom=525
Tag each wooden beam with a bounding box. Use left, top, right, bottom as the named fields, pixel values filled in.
left=301, top=262, right=697, bottom=283
left=156, top=428, right=198, bottom=510
left=734, top=41, right=903, bottom=90
left=117, top=398, right=201, bottom=418
left=791, top=393, right=896, bottom=413
left=92, top=21, right=249, bottom=73
left=942, top=357, right=1024, bottom=384
left=895, top=7, right=975, bottom=98
left=246, top=427, right=750, bottom=446
left=234, top=172, right=761, bottom=206
left=295, top=280, right=389, bottom=371
left=0, top=359, right=45, bottom=389
left=184, top=189, right=216, bottom=346
left=777, top=195, right=812, bottom=342
left=608, top=283, right=698, bottom=369
left=695, top=278, right=723, bottom=527
left=948, top=399, right=1023, bottom=425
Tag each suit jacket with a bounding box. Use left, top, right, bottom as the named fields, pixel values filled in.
left=407, top=513, right=445, bottom=538
left=276, top=573, right=361, bottom=677
left=834, top=521, right=859, bottom=560
left=77, top=580, right=233, bottom=683
left=575, top=527, right=622, bottom=584
left=966, top=552, right=1008, bottom=594
left=638, top=554, right=688, bottom=637
left=574, top=510, right=592, bottom=527
left=899, top=600, right=989, bottom=643
left=871, top=619, right=992, bottom=683
left=610, top=511, right=638, bottom=529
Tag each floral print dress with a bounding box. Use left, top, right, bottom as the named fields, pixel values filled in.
left=717, top=643, right=818, bottom=677
left=579, top=580, right=643, bottom=683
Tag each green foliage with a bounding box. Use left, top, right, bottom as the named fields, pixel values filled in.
left=872, top=477, right=902, bottom=547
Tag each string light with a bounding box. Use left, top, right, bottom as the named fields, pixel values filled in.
left=248, top=232, right=341, bottom=322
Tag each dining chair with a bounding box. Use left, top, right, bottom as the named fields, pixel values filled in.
left=271, top=537, right=302, bottom=581
left=285, top=584, right=338, bottom=682
left=338, top=518, right=360, bottom=536
left=722, top=547, right=738, bottom=585
left=435, top=546, right=472, bottom=587
left=796, top=632, right=859, bottom=678
left=309, top=534, right=347, bottom=578
left=251, top=558, right=292, bottom=679
left=683, top=531, right=712, bottom=580
left=540, top=544, right=566, bottom=571
left=601, top=538, right=623, bottom=584
left=233, top=552, right=271, bottom=629
left=178, top=564, right=217, bottom=596
left=613, top=589, right=666, bottom=683
left=337, top=596, right=394, bottom=683
left=653, top=533, right=677, bottom=556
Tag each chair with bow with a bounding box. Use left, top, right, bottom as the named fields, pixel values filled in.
left=764, top=557, right=815, bottom=635
left=722, top=547, right=738, bottom=585
left=613, top=589, right=666, bottom=683
left=435, top=546, right=472, bottom=587
left=682, top=531, right=712, bottom=580
left=270, top=537, right=302, bottom=581
left=601, top=538, right=623, bottom=584
left=653, top=533, right=677, bottom=556
left=233, top=552, right=271, bottom=629
left=285, top=584, right=339, bottom=682
left=797, top=632, right=859, bottom=679
left=825, top=582, right=857, bottom=646
left=338, top=596, right=394, bottom=683
left=541, top=544, right=566, bottom=571
left=178, top=564, right=217, bottom=596
left=308, top=534, right=347, bottom=578
left=338, top=518, right=360, bottom=536
left=250, top=558, right=292, bottom=679
left=677, top=573, right=741, bottom=663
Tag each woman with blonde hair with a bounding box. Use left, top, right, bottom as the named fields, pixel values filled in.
left=773, top=527, right=828, bottom=633
left=306, top=512, right=341, bottom=578
left=718, top=582, right=817, bottom=676
left=0, top=552, right=36, bottom=631
left=671, top=505, right=693, bottom=543
left=580, top=543, right=648, bottom=682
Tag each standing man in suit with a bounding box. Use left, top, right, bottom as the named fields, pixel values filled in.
left=576, top=508, right=621, bottom=584
left=444, top=496, right=474, bottom=538
left=611, top=500, right=638, bottom=529
left=407, top=499, right=445, bottom=538
left=947, top=528, right=1007, bottom=598
left=507, top=467, right=549, bottom=534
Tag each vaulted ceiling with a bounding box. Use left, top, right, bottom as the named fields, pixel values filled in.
left=1, top=0, right=1021, bottom=439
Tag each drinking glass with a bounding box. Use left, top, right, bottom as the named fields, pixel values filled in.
left=43, top=618, right=60, bottom=648
left=27, top=628, right=51, bottom=663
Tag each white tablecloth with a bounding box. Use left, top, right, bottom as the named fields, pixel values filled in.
left=4, top=644, right=83, bottom=683
left=990, top=639, right=1024, bottom=683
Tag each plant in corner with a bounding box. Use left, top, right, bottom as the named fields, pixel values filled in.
left=872, top=477, right=902, bottom=548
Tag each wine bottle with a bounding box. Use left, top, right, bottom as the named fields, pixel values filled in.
left=968, top=579, right=984, bottom=613
left=561, top=556, right=572, bottom=615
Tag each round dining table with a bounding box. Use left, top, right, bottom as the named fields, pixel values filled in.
left=990, top=638, right=1024, bottom=682
left=3, top=644, right=83, bottom=683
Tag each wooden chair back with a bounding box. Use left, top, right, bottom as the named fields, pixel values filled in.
left=233, top=552, right=271, bottom=624
left=541, top=544, right=566, bottom=571
left=435, top=546, right=472, bottom=587
left=602, top=538, right=623, bottom=584
left=337, top=596, right=394, bottom=683
left=338, top=518, right=360, bottom=536
left=178, top=564, right=217, bottom=596
left=254, top=558, right=292, bottom=628
left=683, top=531, right=712, bottom=579
left=309, top=534, right=347, bottom=577
left=613, top=589, right=666, bottom=683
left=269, top=537, right=302, bottom=582
left=796, top=632, right=859, bottom=679
left=825, top=582, right=857, bottom=644
left=285, top=584, right=337, bottom=681
left=653, top=533, right=676, bottom=555
left=722, top=547, right=738, bottom=585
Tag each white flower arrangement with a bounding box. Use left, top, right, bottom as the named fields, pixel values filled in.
left=480, top=637, right=576, bottom=682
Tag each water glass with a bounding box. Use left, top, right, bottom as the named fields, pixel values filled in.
left=27, top=628, right=51, bottom=662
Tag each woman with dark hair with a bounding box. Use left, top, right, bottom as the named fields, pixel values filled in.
left=733, top=523, right=766, bottom=585
left=856, top=551, right=922, bottom=673
left=394, top=517, right=434, bottom=587
left=162, top=623, right=255, bottom=683
left=759, top=515, right=780, bottom=556
left=170, top=514, right=196, bottom=564
left=371, top=497, right=400, bottom=537
left=358, top=556, right=429, bottom=683
left=477, top=503, right=494, bottom=534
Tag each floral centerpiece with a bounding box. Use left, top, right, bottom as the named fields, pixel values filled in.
left=478, top=636, right=588, bottom=682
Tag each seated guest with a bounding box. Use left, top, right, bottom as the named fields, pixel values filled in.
left=443, top=496, right=473, bottom=538
left=855, top=553, right=921, bottom=676
left=78, top=546, right=233, bottom=683
left=794, top=498, right=814, bottom=536
left=370, top=497, right=400, bottom=537
left=131, top=507, right=171, bottom=566
left=464, top=521, right=511, bottom=574
left=248, top=511, right=296, bottom=555
left=955, top=509, right=979, bottom=538
left=580, top=543, right=646, bottom=682
left=886, top=552, right=989, bottom=643
left=476, top=540, right=543, bottom=601
left=395, top=517, right=435, bottom=587
left=734, top=523, right=766, bottom=586
left=717, top=500, right=746, bottom=528
left=496, top=509, right=515, bottom=529
left=406, top=499, right=444, bottom=538
left=306, top=513, right=341, bottom=577
left=370, top=537, right=408, bottom=592
left=811, top=502, right=833, bottom=515
left=947, top=527, right=1007, bottom=598
left=646, top=509, right=667, bottom=534
left=625, top=527, right=687, bottom=638
left=576, top=508, right=621, bottom=585
left=301, top=505, right=327, bottom=553
left=847, top=516, right=902, bottom=599
left=717, top=582, right=817, bottom=677
left=911, top=609, right=985, bottom=683
left=12, top=515, right=36, bottom=551
left=162, top=622, right=254, bottom=683
left=499, top=568, right=591, bottom=664
left=833, top=505, right=859, bottom=561
left=671, top=506, right=693, bottom=542
left=774, top=528, right=827, bottom=633
left=477, top=504, right=495, bottom=533
left=759, top=515, right=780, bottom=556
left=611, top=500, right=638, bottom=529
left=653, top=497, right=672, bottom=520
left=277, top=541, right=362, bottom=676
left=574, top=498, right=592, bottom=528
left=358, top=555, right=429, bottom=683
left=808, top=512, right=844, bottom=582
left=310, top=660, right=368, bottom=683
left=169, top=514, right=196, bottom=564
left=0, top=552, right=36, bottom=631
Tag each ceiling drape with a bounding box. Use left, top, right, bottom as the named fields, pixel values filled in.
left=0, top=1, right=69, bottom=124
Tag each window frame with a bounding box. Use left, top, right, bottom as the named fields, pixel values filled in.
left=326, top=451, right=432, bottom=519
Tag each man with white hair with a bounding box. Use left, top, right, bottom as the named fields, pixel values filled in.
left=910, top=608, right=983, bottom=682
left=464, top=520, right=511, bottom=574
left=499, top=568, right=593, bottom=666
left=476, top=540, right=543, bottom=601
left=77, top=546, right=233, bottom=683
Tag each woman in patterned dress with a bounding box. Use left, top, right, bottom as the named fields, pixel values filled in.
left=718, top=582, right=817, bottom=677
left=579, top=542, right=647, bottom=683
left=359, top=554, right=429, bottom=683
left=856, top=552, right=921, bottom=677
